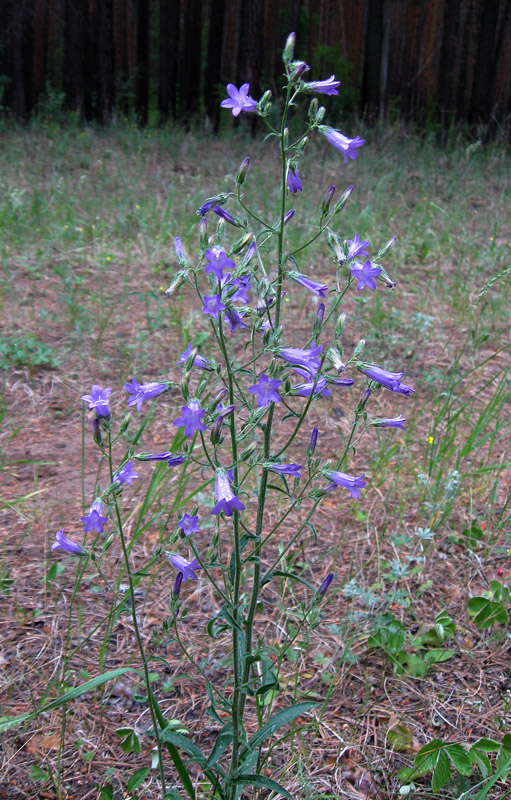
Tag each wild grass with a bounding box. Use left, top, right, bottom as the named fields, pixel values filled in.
left=0, top=119, right=510, bottom=799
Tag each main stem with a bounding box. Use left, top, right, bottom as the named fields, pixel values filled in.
left=108, top=434, right=167, bottom=795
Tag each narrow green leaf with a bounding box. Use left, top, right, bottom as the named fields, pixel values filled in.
left=127, top=767, right=151, bottom=792
left=205, top=722, right=233, bottom=768
left=234, top=774, right=292, bottom=799
left=446, top=743, right=472, bottom=775
left=242, top=701, right=316, bottom=756
left=432, top=749, right=451, bottom=792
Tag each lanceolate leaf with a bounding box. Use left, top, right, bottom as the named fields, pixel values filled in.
left=233, top=774, right=292, bottom=799
left=241, top=701, right=316, bottom=757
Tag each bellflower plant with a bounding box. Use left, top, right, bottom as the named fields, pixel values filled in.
left=34, top=31, right=417, bottom=800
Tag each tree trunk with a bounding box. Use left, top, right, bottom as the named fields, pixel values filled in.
left=205, top=0, right=225, bottom=130
left=135, top=0, right=150, bottom=123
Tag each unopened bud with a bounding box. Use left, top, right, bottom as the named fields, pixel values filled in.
left=308, top=98, right=318, bottom=121
left=199, top=216, right=208, bottom=249
left=210, top=415, right=224, bottom=445
left=239, top=239, right=257, bottom=267
left=334, top=185, right=354, bottom=214
left=283, top=32, right=296, bottom=64
left=92, top=417, right=102, bottom=446
left=230, top=233, right=253, bottom=255
left=316, top=106, right=326, bottom=124
left=353, top=339, right=366, bottom=358
left=240, top=442, right=258, bottom=461
left=378, top=235, right=397, bottom=258
left=208, top=388, right=228, bottom=413
left=259, top=90, right=272, bottom=112
left=356, top=387, right=372, bottom=413
left=173, top=571, right=183, bottom=597
left=213, top=207, right=239, bottom=226
left=318, top=573, right=334, bottom=596
left=236, top=157, right=250, bottom=186
left=321, top=185, right=336, bottom=216
left=334, top=313, right=347, bottom=338
left=291, top=60, right=309, bottom=80
left=308, top=427, right=319, bottom=455
left=297, top=136, right=308, bottom=153
left=313, top=302, right=325, bottom=340
left=174, top=237, right=188, bottom=267
left=180, top=375, right=190, bottom=401
left=284, top=209, right=295, bottom=225
left=283, top=127, right=289, bottom=149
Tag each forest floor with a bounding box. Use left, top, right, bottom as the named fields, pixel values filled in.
left=0, top=122, right=511, bottom=800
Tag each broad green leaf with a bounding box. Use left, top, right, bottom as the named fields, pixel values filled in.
left=471, top=737, right=501, bottom=753
left=468, top=597, right=508, bottom=628
left=431, top=748, right=451, bottom=792
left=0, top=667, right=135, bottom=733
left=415, top=739, right=445, bottom=772
left=242, top=701, right=316, bottom=757
left=446, top=743, right=472, bottom=775
left=160, top=729, right=206, bottom=766
left=127, top=767, right=151, bottom=792
left=233, top=774, right=292, bottom=799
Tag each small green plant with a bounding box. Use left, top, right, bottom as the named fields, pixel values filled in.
left=468, top=580, right=510, bottom=629
left=368, top=610, right=456, bottom=676
left=0, top=332, right=61, bottom=371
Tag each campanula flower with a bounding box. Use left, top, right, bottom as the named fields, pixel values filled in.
left=203, top=294, right=226, bottom=319
left=326, top=470, right=366, bottom=499
left=357, top=364, right=415, bottom=396
left=320, top=126, right=365, bottom=164
left=173, top=400, right=207, bottom=438
left=221, top=274, right=251, bottom=304
left=372, top=416, right=406, bottom=429
left=51, top=529, right=85, bottom=555
left=287, top=164, right=302, bottom=193
left=220, top=83, right=257, bottom=116
left=213, top=207, right=238, bottom=225
left=265, top=463, right=302, bottom=478
left=224, top=307, right=248, bottom=332
left=291, top=376, right=331, bottom=398
left=350, top=260, right=382, bottom=290
left=205, top=248, right=235, bottom=280
left=289, top=271, right=328, bottom=297
left=318, top=573, right=334, bottom=595
left=178, top=514, right=200, bottom=536
left=306, top=75, right=340, bottom=95
left=346, top=233, right=369, bottom=260
left=284, top=209, right=295, bottom=225
left=81, top=385, right=112, bottom=418
left=114, top=460, right=139, bottom=486
left=80, top=499, right=108, bottom=534
left=279, top=345, right=322, bottom=375
left=177, top=343, right=213, bottom=371
left=248, top=373, right=282, bottom=407
left=168, top=553, right=202, bottom=582
left=211, top=469, right=245, bottom=517
left=124, top=379, right=167, bottom=412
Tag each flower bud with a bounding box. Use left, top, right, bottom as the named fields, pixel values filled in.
left=316, top=106, right=326, bottom=124
left=239, top=239, right=257, bottom=267
left=283, top=32, right=296, bottom=64
left=236, top=157, right=250, bottom=186
left=213, top=207, right=239, bottom=226
left=240, top=441, right=258, bottom=461
left=313, top=302, right=325, bottom=340
left=296, top=136, right=308, bottom=153
left=334, top=185, right=354, bottom=214
left=259, top=90, right=272, bottom=113
left=165, top=270, right=188, bottom=297
left=180, top=375, right=190, bottom=401
left=199, top=216, right=208, bottom=249
left=283, top=127, right=289, bottom=149
left=318, top=573, right=334, bottom=596
left=356, top=387, right=372, bottom=413
left=291, top=60, right=309, bottom=80
left=174, top=237, right=188, bottom=268
left=207, top=388, right=228, bottom=413
left=308, top=98, right=318, bottom=121
left=334, top=312, right=347, bottom=338
left=230, top=232, right=253, bottom=254
left=210, top=415, right=224, bottom=445
left=377, top=235, right=397, bottom=259
left=284, top=209, right=295, bottom=225
left=321, top=185, right=336, bottom=216
left=173, top=571, right=183, bottom=598
left=308, top=427, right=319, bottom=455
left=92, top=417, right=102, bottom=446
left=353, top=339, right=365, bottom=358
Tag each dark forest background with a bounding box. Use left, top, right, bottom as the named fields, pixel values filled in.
left=2, top=0, right=510, bottom=133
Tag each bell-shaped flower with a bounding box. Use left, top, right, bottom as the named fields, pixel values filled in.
left=81, top=385, right=112, bottom=418
left=210, top=469, right=245, bottom=517
left=51, top=529, right=85, bottom=555
left=248, top=373, right=282, bottom=407
left=80, top=499, right=108, bottom=533
left=320, top=126, right=365, bottom=164
left=124, top=379, right=167, bottom=412
left=168, top=553, right=202, bottom=583
left=173, top=400, right=207, bottom=438
left=325, top=470, right=366, bottom=499
left=220, top=83, right=257, bottom=117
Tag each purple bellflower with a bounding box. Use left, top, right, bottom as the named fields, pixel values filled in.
left=221, top=274, right=251, bottom=304
left=358, top=364, right=415, bottom=396
left=224, top=307, right=248, bottom=332
left=81, top=499, right=108, bottom=534
left=220, top=83, right=257, bottom=116
left=168, top=553, right=202, bottom=583
left=279, top=345, right=322, bottom=375
left=81, top=385, right=111, bottom=418
left=326, top=470, right=367, bottom=499
left=248, top=373, right=282, bottom=407
left=287, top=165, right=302, bottom=193
left=178, top=514, right=200, bottom=536
left=51, top=529, right=85, bottom=555
left=114, top=460, right=139, bottom=486
left=177, top=343, right=213, bottom=371
left=350, top=260, right=382, bottom=291
left=346, top=233, right=369, bottom=260
left=284, top=209, right=295, bottom=225
left=211, top=470, right=245, bottom=517
left=205, top=247, right=235, bottom=280
left=320, top=126, right=365, bottom=164
left=136, top=452, right=186, bottom=467
left=306, top=75, right=340, bottom=95
left=289, top=271, right=328, bottom=297
left=203, top=294, right=226, bottom=319
left=173, top=400, right=207, bottom=438
left=291, top=375, right=331, bottom=398
left=124, top=379, right=167, bottom=412
left=265, top=462, right=302, bottom=478
left=372, top=416, right=407, bottom=429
